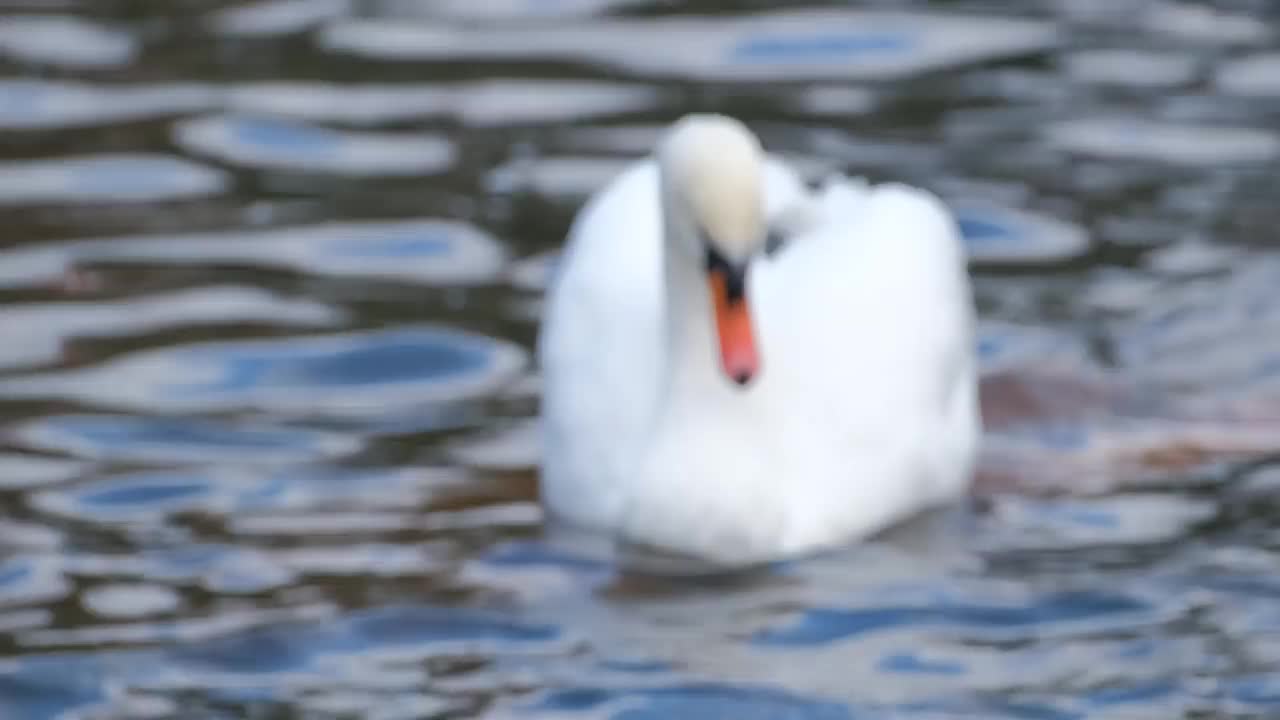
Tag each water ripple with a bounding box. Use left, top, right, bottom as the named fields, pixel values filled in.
left=956, top=202, right=1090, bottom=265
left=0, top=154, right=230, bottom=205
left=487, top=155, right=633, bottom=199
left=977, top=322, right=1088, bottom=375
left=12, top=414, right=359, bottom=465
left=1142, top=1, right=1268, bottom=46
left=173, top=115, right=456, bottom=176
left=228, top=79, right=660, bottom=127
left=983, top=493, right=1216, bottom=551
left=0, top=557, right=70, bottom=608
left=233, top=465, right=468, bottom=513
left=796, top=86, right=878, bottom=117
left=63, top=544, right=296, bottom=595
left=0, top=454, right=84, bottom=490
left=1113, top=255, right=1280, bottom=398
left=0, top=80, right=218, bottom=131
left=0, top=15, right=135, bottom=69
left=0, top=653, right=110, bottom=720
left=271, top=543, right=449, bottom=577
left=32, top=470, right=232, bottom=524
left=0, top=326, right=526, bottom=415
left=0, top=219, right=508, bottom=288
left=211, top=0, right=352, bottom=37
left=1, top=2, right=1279, bottom=718
left=1062, top=49, right=1197, bottom=89
left=0, top=286, right=342, bottom=371
left=1216, top=52, right=1280, bottom=97
left=755, top=590, right=1150, bottom=646
left=527, top=684, right=852, bottom=719
left=18, top=602, right=335, bottom=650
left=321, top=11, right=1057, bottom=82
left=82, top=583, right=180, bottom=620
left=392, top=0, right=645, bottom=21
left=1046, top=117, right=1280, bottom=165
left=116, top=604, right=563, bottom=684
left=448, top=420, right=541, bottom=472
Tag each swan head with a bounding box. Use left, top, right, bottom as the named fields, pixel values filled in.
left=659, top=114, right=767, bottom=387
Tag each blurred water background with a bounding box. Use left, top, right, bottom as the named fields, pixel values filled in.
left=2, top=1, right=1280, bottom=717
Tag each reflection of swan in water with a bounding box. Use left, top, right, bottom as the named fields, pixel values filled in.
left=537, top=114, right=980, bottom=565
left=976, top=367, right=1280, bottom=497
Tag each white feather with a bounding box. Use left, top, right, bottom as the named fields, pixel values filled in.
left=538, top=116, right=980, bottom=565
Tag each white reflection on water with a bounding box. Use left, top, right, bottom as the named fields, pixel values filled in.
left=0, top=15, right=136, bottom=68
left=174, top=115, right=456, bottom=176
left=0, top=154, right=229, bottom=205
left=321, top=10, right=1058, bottom=82
left=229, top=80, right=660, bottom=127
left=1216, top=52, right=1280, bottom=97
left=0, top=327, right=528, bottom=416
left=1045, top=117, right=1280, bottom=165
left=0, top=80, right=218, bottom=131
left=0, top=219, right=508, bottom=290
left=0, top=286, right=342, bottom=371
left=2, top=1, right=1280, bottom=718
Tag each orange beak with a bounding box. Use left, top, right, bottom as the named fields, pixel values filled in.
left=708, top=269, right=760, bottom=386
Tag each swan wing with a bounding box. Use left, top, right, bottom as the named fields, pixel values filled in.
left=754, top=178, right=981, bottom=532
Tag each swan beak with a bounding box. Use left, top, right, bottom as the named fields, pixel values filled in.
left=708, top=267, right=759, bottom=386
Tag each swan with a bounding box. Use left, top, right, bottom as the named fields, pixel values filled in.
left=537, top=114, right=980, bottom=565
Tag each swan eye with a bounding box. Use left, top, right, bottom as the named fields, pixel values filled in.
left=764, top=227, right=787, bottom=257
left=704, top=245, right=746, bottom=303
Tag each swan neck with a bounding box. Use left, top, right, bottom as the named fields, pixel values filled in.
left=660, top=197, right=720, bottom=393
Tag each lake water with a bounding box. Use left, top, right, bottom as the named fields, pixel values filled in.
left=2, top=1, right=1280, bottom=718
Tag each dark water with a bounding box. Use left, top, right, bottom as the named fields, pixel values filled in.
left=2, top=1, right=1280, bottom=717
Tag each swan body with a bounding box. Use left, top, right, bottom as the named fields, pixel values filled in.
left=538, top=115, right=980, bottom=565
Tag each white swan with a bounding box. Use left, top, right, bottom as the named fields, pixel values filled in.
left=538, top=114, right=980, bottom=565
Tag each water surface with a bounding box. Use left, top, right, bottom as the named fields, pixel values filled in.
left=1, top=1, right=1279, bottom=718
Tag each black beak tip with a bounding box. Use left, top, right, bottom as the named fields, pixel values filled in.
left=731, top=370, right=754, bottom=386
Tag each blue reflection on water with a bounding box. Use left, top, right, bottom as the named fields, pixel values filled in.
left=0, top=80, right=46, bottom=111
left=276, top=337, right=482, bottom=387
left=533, top=684, right=853, bottom=720
left=232, top=115, right=339, bottom=154
left=176, top=113, right=454, bottom=176
left=598, top=658, right=671, bottom=674
left=1229, top=676, right=1280, bottom=707
left=0, top=559, right=33, bottom=589
left=958, top=215, right=1014, bottom=243
left=171, top=604, right=560, bottom=673
left=79, top=476, right=208, bottom=507
left=161, top=328, right=503, bottom=402
left=977, top=323, right=1081, bottom=373
left=755, top=591, right=1148, bottom=646
left=69, top=155, right=226, bottom=199
left=956, top=205, right=1089, bottom=264
left=46, top=473, right=214, bottom=520
left=1086, top=679, right=1178, bottom=708
left=482, top=540, right=611, bottom=574
left=321, top=226, right=451, bottom=258
left=18, top=414, right=347, bottom=464
left=0, top=656, right=107, bottom=720
left=0, top=604, right=562, bottom=720
left=1002, top=421, right=1092, bottom=451
left=733, top=33, right=911, bottom=62
left=54, top=415, right=309, bottom=450
left=878, top=652, right=966, bottom=676
left=345, top=605, right=557, bottom=645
